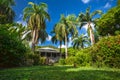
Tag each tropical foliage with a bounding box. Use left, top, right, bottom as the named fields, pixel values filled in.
left=53, top=14, right=78, bottom=58
left=0, top=0, right=15, bottom=24
left=72, top=34, right=90, bottom=49
left=51, top=26, right=64, bottom=54
left=90, top=35, right=120, bottom=68
left=77, top=7, right=102, bottom=44
left=70, top=35, right=120, bottom=68
left=23, top=2, right=50, bottom=52
left=0, top=25, right=27, bottom=68
left=0, top=0, right=120, bottom=71
left=96, top=5, right=120, bottom=36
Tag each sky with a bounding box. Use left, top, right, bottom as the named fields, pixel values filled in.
left=13, top=0, right=117, bottom=48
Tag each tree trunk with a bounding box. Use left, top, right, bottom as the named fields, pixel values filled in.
left=60, top=41, right=62, bottom=58
left=31, top=29, right=36, bottom=52
left=65, top=33, right=68, bottom=59
left=31, top=27, right=39, bottom=53
left=89, top=26, right=95, bottom=45
left=32, top=43, right=35, bottom=53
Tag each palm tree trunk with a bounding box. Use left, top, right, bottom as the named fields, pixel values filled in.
left=32, top=43, right=35, bottom=53
left=65, top=33, right=68, bottom=59
left=31, top=29, right=35, bottom=52
left=60, top=41, right=62, bottom=58
left=89, top=26, right=95, bottom=45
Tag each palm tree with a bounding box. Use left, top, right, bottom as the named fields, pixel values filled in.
left=72, top=34, right=90, bottom=49
left=0, top=0, right=15, bottom=24
left=77, top=7, right=102, bottom=45
left=51, top=24, right=64, bottom=58
left=54, top=14, right=78, bottom=58
left=23, top=2, right=50, bottom=52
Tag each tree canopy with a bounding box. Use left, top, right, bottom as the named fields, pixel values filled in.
left=0, top=0, right=15, bottom=24
left=96, top=5, right=120, bottom=36
left=23, top=2, right=50, bottom=52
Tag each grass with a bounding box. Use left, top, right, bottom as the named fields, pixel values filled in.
left=0, top=65, right=120, bottom=80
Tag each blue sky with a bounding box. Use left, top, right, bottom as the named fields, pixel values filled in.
left=13, top=0, right=117, bottom=47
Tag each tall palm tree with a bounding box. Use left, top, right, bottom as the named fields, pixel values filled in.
left=23, top=2, right=50, bottom=52
left=54, top=14, right=78, bottom=58
left=77, top=7, right=102, bottom=45
left=51, top=23, right=64, bottom=57
left=72, top=34, right=90, bottom=49
left=51, top=24, right=64, bottom=58
left=0, top=0, right=15, bottom=24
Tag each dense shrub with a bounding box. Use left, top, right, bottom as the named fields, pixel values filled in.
left=65, top=56, right=76, bottom=65
left=25, top=52, right=44, bottom=66
left=32, top=54, right=41, bottom=65
left=24, top=51, right=34, bottom=66
left=39, top=57, right=46, bottom=65
left=58, top=35, right=120, bottom=68
left=59, top=58, right=66, bottom=65
left=75, top=49, right=92, bottom=66
left=72, top=35, right=120, bottom=68
left=67, top=48, right=79, bottom=56
left=91, top=35, right=120, bottom=68
left=0, top=26, right=27, bottom=68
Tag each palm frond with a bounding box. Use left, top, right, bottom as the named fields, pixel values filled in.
left=90, top=10, right=102, bottom=19
left=28, top=2, right=35, bottom=6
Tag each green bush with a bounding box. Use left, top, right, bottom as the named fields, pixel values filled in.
left=0, top=25, right=27, bottom=68
left=59, top=58, right=66, bottom=65
left=32, top=54, right=41, bottom=65
left=91, top=35, right=120, bottom=68
left=40, top=57, right=46, bottom=65
left=57, top=35, right=120, bottom=68
left=65, top=56, right=76, bottom=65
left=75, top=49, right=92, bottom=67
left=67, top=48, right=79, bottom=56
left=25, top=51, right=47, bottom=66
left=24, top=51, right=34, bottom=66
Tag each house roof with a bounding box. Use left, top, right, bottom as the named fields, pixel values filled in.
left=36, top=47, right=60, bottom=53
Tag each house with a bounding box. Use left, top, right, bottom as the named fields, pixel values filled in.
left=36, top=47, right=61, bottom=64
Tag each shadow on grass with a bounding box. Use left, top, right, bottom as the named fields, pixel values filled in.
left=0, top=66, right=120, bottom=80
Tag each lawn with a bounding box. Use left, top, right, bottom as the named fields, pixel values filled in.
left=0, top=66, right=120, bottom=80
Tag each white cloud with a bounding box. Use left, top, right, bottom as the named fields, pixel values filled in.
left=46, top=35, right=52, bottom=41
left=104, top=2, right=111, bottom=8
left=58, top=37, right=72, bottom=48
left=58, top=45, right=66, bottom=48
left=17, top=20, right=27, bottom=26
left=16, top=14, right=27, bottom=26
left=68, top=37, right=72, bottom=47
left=81, top=0, right=90, bottom=4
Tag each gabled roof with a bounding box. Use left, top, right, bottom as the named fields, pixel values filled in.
left=36, top=47, right=60, bottom=53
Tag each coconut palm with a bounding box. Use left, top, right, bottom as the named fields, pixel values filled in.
left=0, top=0, right=15, bottom=24
left=77, top=7, right=102, bottom=45
left=51, top=25, right=63, bottom=54
left=54, top=14, right=78, bottom=58
left=23, top=2, right=50, bottom=52
left=72, top=34, right=90, bottom=49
